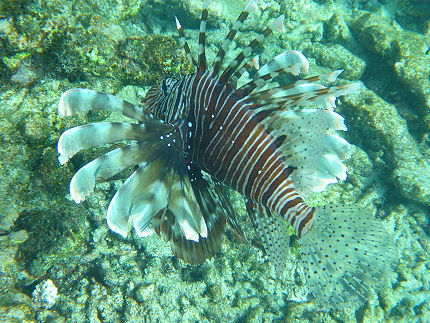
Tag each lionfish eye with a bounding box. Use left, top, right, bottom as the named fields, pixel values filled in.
left=161, top=79, right=168, bottom=96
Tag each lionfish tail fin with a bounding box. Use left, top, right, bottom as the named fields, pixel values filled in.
left=246, top=201, right=290, bottom=274
left=299, top=205, right=397, bottom=308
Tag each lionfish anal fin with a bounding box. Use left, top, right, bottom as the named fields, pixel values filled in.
left=245, top=200, right=289, bottom=274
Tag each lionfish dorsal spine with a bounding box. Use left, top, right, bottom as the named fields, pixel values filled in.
left=219, top=14, right=285, bottom=84
left=175, top=16, right=198, bottom=69
left=235, top=50, right=309, bottom=98
left=211, top=0, right=258, bottom=76
left=197, top=0, right=212, bottom=72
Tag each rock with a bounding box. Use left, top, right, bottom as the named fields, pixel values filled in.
left=351, top=12, right=430, bottom=116
left=303, top=43, right=366, bottom=80
left=324, top=14, right=354, bottom=45
left=341, top=87, right=430, bottom=206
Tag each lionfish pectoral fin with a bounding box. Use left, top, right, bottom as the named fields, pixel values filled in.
left=69, top=143, right=146, bottom=203
left=245, top=200, right=289, bottom=274
left=300, top=205, right=398, bottom=308
left=57, top=89, right=177, bottom=204
left=107, top=156, right=171, bottom=238
left=58, top=88, right=146, bottom=121
left=102, top=121, right=209, bottom=242
left=154, top=164, right=228, bottom=265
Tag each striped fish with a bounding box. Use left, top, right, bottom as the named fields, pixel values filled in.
left=57, top=0, right=397, bottom=308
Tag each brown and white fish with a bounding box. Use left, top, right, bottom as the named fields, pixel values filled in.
left=57, top=0, right=397, bottom=308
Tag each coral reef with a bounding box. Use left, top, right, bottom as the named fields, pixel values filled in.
left=0, top=0, right=428, bottom=321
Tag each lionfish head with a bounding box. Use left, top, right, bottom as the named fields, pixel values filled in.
left=142, top=76, right=183, bottom=119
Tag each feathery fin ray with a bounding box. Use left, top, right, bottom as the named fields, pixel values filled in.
left=59, top=88, right=146, bottom=121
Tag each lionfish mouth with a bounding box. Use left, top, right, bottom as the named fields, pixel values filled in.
left=57, top=0, right=397, bottom=309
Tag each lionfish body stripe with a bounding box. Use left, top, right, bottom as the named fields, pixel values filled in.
left=57, top=0, right=397, bottom=308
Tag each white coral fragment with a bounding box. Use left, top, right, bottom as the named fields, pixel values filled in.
left=32, top=279, right=58, bottom=309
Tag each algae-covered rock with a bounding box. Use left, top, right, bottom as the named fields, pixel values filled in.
left=0, top=0, right=31, bottom=15
left=394, top=56, right=430, bottom=110
left=1, top=0, right=145, bottom=86
left=324, top=14, right=354, bottom=45
left=303, top=43, right=366, bottom=80
left=0, top=228, right=35, bottom=323
left=351, top=12, right=430, bottom=117
left=15, top=206, right=89, bottom=279
left=55, top=28, right=192, bottom=85
left=118, top=34, right=194, bottom=85
left=351, top=11, right=428, bottom=58
left=341, top=87, right=430, bottom=206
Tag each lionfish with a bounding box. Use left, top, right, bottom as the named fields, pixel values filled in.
left=57, top=0, right=396, bottom=307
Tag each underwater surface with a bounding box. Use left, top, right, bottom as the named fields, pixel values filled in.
left=0, top=0, right=429, bottom=322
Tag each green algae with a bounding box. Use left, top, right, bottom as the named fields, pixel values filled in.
left=0, top=0, right=30, bottom=16
left=118, top=35, right=194, bottom=85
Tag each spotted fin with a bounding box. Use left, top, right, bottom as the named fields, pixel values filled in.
left=260, top=108, right=351, bottom=197
left=246, top=200, right=289, bottom=274
left=300, top=205, right=397, bottom=307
